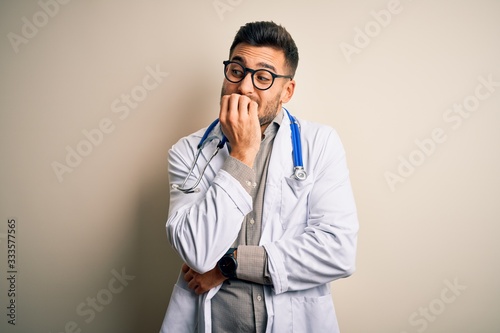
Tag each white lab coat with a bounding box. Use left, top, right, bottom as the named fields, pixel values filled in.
left=160, top=112, right=358, bottom=333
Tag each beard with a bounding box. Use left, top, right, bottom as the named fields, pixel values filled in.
left=220, top=86, right=281, bottom=127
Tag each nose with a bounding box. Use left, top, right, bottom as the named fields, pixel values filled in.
left=237, top=71, right=255, bottom=95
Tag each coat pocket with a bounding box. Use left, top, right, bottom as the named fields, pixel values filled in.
left=280, top=176, right=313, bottom=229
left=160, top=283, right=198, bottom=333
left=291, top=294, right=339, bottom=333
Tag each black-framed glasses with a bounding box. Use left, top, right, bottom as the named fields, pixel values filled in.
left=223, top=60, right=293, bottom=91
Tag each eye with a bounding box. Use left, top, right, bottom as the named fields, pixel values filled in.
left=231, top=69, right=244, bottom=77
left=227, top=63, right=245, bottom=78
left=256, top=71, right=272, bottom=82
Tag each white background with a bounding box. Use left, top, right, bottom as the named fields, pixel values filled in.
left=1, top=0, right=499, bottom=332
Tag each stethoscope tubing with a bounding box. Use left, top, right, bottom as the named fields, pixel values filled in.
left=173, top=108, right=306, bottom=193
left=285, top=108, right=304, bottom=169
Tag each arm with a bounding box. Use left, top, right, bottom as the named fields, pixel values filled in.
left=182, top=246, right=272, bottom=295
left=178, top=128, right=357, bottom=294
left=167, top=94, right=261, bottom=274
left=167, top=148, right=254, bottom=273
left=179, top=155, right=272, bottom=294
left=182, top=127, right=358, bottom=293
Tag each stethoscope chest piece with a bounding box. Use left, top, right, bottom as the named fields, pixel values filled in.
left=293, top=166, right=307, bottom=181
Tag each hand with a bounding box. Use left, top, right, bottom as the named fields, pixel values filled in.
left=182, top=263, right=227, bottom=295
left=219, top=93, right=261, bottom=167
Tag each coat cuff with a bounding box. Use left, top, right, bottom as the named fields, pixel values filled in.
left=263, top=242, right=288, bottom=294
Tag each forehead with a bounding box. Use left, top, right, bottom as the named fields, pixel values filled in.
left=230, top=44, right=286, bottom=72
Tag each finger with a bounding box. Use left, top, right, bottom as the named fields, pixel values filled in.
left=248, top=100, right=259, bottom=113
left=181, top=263, right=189, bottom=273
left=221, top=94, right=242, bottom=129
left=219, top=95, right=230, bottom=120
left=228, top=93, right=241, bottom=117
left=188, top=279, right=198, bottom=291
left=248, top=100, right=258, bottom=117
left=237, top=95, right=251, bottom=115
left=183, top=268, right=195, bottom=282
left=195, top=286, right=204, bottom=295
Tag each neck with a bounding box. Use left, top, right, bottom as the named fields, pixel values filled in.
left=260, top=104, right=283, bottom=135
left=260, top=121, right=271, bottom=135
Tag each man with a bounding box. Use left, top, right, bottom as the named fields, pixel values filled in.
left=161, top=21, right=358, bottom=333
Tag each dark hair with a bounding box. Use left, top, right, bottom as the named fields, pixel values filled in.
left=229, top=21, right=299, bottom=77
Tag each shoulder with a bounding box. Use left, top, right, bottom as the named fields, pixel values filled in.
left=294, top=116, right=342, bottom=146
left=170, top=122, right=220, bottom=151
left=172, top=127, right=205, bottom=148
left=168, top=123, right=225, bottom=164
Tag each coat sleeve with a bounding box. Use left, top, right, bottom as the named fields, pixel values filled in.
left=166, top=136, right=253, bottom=273
left=263, top=128, right=359, bottom=294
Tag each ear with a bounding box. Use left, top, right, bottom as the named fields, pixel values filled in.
left=280, top=79, right=296, bottom=103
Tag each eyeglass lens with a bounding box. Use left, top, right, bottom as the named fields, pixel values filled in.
left=224, top=62, right=274, bottom=90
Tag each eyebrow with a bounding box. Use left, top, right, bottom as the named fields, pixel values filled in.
left=231, top=55, right=278, bottom=72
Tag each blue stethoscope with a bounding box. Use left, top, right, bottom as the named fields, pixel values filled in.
left=172, top=108, right=306, bottom=194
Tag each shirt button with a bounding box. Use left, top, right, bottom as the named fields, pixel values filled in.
left=257, top=295, right=262, bottom=301
left=249, top=218, right=255, bottom=225
left=246, top=181, right=252, bottom=187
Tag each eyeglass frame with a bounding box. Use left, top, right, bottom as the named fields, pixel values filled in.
left=223, top=60, right=293, bottom=91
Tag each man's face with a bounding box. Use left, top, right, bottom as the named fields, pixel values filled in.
left=221, top=43, right=295, bottom=127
